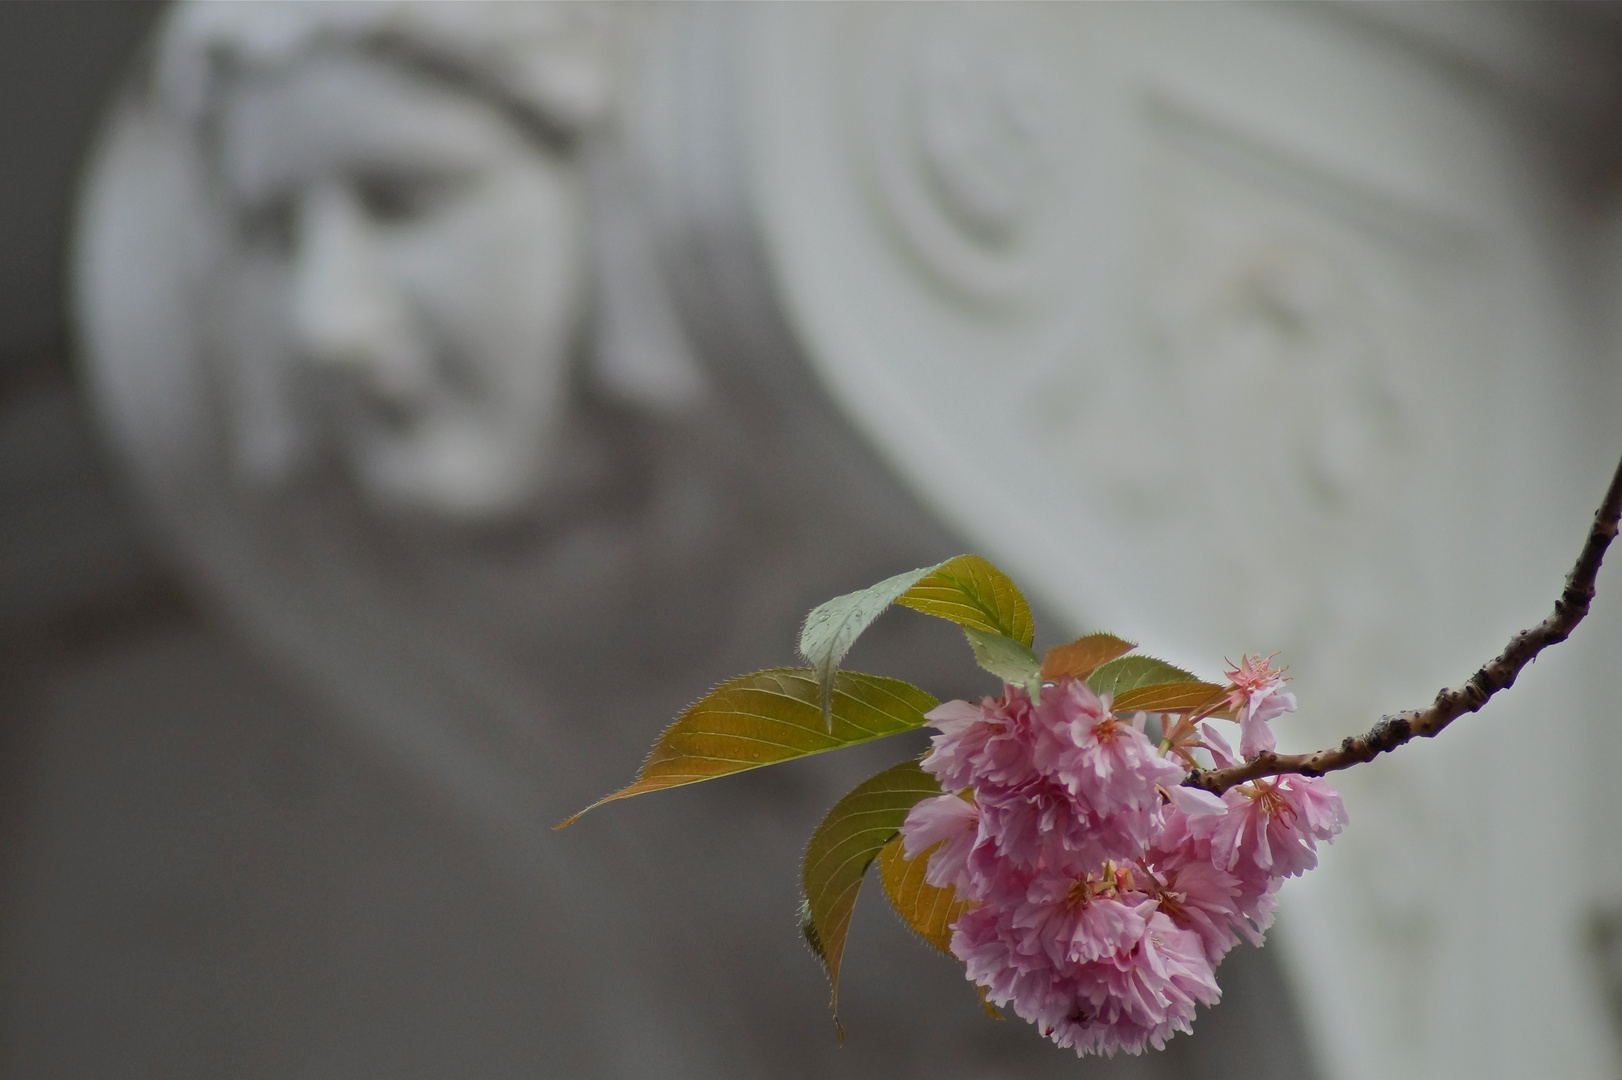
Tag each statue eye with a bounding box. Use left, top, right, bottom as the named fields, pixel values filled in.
left=351, top=168, right=470, bottom=225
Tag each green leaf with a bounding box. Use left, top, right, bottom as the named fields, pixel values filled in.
left=961, top=626, right=1043, bottom=703
left=802, top=760, right=941, bottom=1033
left=798, top=555, right=1033, bottom=727
left=877, top=835, right=1000, bottom=1020
left=798, top=565, right=944, bottom=727
left=894, top=555, right=1036, bottom=646
left=1041, top=632, right=1136, bottom=681
left=1112, top=681, right=1228, bottom=715
left=555, top=670, right=937, bottom=828
left=1086, top=655, right=1199, bottom=700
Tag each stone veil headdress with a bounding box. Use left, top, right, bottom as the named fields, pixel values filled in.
left=135, top=1, right=705, bottom=493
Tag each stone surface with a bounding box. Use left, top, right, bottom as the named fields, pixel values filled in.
left=738, top=4, right=1622, bottom=1077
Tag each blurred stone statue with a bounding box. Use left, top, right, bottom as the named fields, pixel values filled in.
left=81, top=2, right=1306, bottom=1077
left=72, top=2, right=1622, bottom=1078
left=160, top=3, right=713, bottom=522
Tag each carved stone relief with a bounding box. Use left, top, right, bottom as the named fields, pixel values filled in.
left=1134, top=100, right=1479, bottom=1060
left=859, top=5, right=1069, bottom=309
left=741, top=4, right=1617, bottom=1078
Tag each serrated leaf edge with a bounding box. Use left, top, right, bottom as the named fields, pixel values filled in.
left=801, top=761, right=940, bottom=1036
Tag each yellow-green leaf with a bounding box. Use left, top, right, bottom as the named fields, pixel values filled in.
left=895, top=554, right=1035, bottom=647
left=1112, top=681, right=1227, bottom=715
left=877, top=836, right=999, bottom=1019
left=1041, top=632, right=1136, bottom=681
left=876, top=835, right=969, bottom=953
left=556, top=670, right=937, bottom=828
left=803, top=761, right=941, bottom=1032
left=1087, top=655, right=1198, bottom=699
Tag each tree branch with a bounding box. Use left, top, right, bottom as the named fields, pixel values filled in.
left=1186, top=452, right=1622, bottom=797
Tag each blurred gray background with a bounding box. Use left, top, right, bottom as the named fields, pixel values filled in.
left=0, top=3, right=164, bottom=629
left=0, top=5, right=408, bottom=1074
left=4, top=4, right=1622, bottom=1079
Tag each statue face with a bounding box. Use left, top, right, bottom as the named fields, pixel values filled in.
left=215, top=51, right=587, bottom=521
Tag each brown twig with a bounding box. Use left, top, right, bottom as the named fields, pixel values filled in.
left=1186, top=452, right=1622, bottom=797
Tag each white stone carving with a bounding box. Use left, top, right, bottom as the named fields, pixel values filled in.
left=132, top=0, right=703, bottom=523
left=860, top=5, right=1067, bottom=307
left=741, top=3, right=1619, bottom=1078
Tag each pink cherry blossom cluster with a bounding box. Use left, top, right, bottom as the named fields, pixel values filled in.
left=900, top=657, right=1346, bottom=1057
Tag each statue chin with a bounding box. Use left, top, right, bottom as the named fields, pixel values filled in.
left=340, top=424, right=552, bottom=524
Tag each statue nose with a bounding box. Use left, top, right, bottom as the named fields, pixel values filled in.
left=289, top=185, right=430, bottom=405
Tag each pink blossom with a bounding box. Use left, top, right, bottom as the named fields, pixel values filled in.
left=979, top=901, right=1219, bottom=1057
left=919, top=697, right=1032, bottom=794
left=1144, top=798, right=1273, bottom=959
left=1207, top=775, right=1347, bottom=879
left=1238, top=714, right=1277, bottom=760
left=1237, top=881, right=1280, bottom=941
left=1033, top=680, right=1185, bottom=818
left=1140, top=857, right=1245, bottom=962
left=963, top=837, right=1037, bottom=909
left=902, top=671, right=1341, bottom=1057
left=922, top=680, right=1179, bottom=876
left=974, top=776, right=1145, bottom=876
left=1162, top=784, right=1227, bottom=822
left=1222, top=654, right=1297, bottom=760
left=952, top=904, right=1043, bottom=1014
left=1200, top=722, right=1239, bottom=769
left=1160, top=713, right=1211, bottom=771
left=1090, top=911, right=1221, bottom=1051
left=902, top=794, right=979, bottom=891
left=1009, top=866, right=1151, bottom=967
left=1288, top=774, right=1349, bottom=839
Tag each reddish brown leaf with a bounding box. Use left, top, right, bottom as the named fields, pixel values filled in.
left=1041, top=632, right=1136, bottom=681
